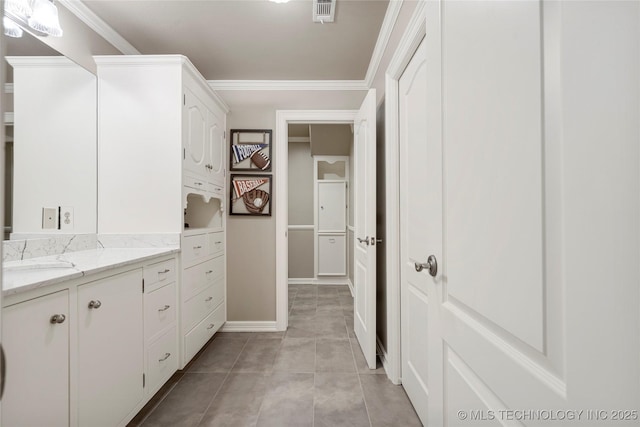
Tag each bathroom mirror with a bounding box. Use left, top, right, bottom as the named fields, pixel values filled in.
left=4, top=31, right=97, bottom=240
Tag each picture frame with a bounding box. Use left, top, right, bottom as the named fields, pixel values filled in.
left=229, top=129, right=272, bottom=172
left=229, top=174, right=273, bottom=216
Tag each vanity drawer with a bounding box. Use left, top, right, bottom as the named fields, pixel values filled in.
left=145, top=282, right=176, bottom=341
left=183, top=175, right=207, bottom=192
left=182, top=277, right=224, bottom=332
left=208, top=232, right=224, bottom=257
left=143, top=258, right=176, bottom=289
left=182, top=233, right=207, bottom=267
left=184, top=303, right=225, bottom=364
left=208, top=184, right=224, bottom=198
left=146, top=326, right=178, bottom=394
left=182, top=256, right=223, bottom=301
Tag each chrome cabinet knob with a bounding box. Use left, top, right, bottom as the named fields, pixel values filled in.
left=415, top=255, right=438, bottom=277
left=50, top=314, right=66, bottom=324
left=88, top=300, right=102, bottom=309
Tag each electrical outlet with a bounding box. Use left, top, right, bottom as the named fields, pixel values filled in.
left=42, top=207, right=57, bottom=229
left=59, top=206, right=74, bottom=231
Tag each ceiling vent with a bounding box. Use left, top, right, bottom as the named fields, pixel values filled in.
left=313, top=0, right=336, bottom=23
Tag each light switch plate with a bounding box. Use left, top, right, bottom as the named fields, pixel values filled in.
left=59, top=206, right=74, bottom=231
left=42, top=207, right=57, bottom=229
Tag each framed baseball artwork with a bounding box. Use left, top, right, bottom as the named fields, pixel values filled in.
left=230, top=174, right=272, bottom=216
left=230, top=129, right=272, bottom=172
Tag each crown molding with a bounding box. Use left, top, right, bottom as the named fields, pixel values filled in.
left=364, top=0, right=404, bottom=87
left=5, top=56, right=77, bottom=67
left=58, top=0, right=140, bottom=55
left=207, top=80, right=368, bottom=91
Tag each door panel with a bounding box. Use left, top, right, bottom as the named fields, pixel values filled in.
left=399, top=37, right=430, bottom=424
left=353, top=89, right=377, bottom=369
left=443, top=0, right=544, bottom=352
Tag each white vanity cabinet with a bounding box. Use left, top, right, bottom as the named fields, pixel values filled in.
left=78, top=269, right=144, bottom=427
left=2, top=290, right=69, bottom=427
left=96, top=55, right=228, bottom=369
left=1, top=253, right=179, bottom=427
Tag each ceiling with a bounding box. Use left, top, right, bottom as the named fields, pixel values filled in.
left=83, top=0, right=390, bottom=81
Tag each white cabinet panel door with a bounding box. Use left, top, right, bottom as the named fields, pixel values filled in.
left=78, top=269, right=143, bottom=427
left=2, top=291, right=69, bottom=427
left=183, top=87, right=207, bottom=177
left=318, top=181, right=346, bottom=232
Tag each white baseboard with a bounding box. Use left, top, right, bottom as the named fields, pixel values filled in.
left=220, top=321, right=278, bottom=332
left=288, top=277, right=350, bottom=286
left=347, top=278, right=354, bottom=297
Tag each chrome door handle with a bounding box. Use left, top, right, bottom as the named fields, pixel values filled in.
left=415, top=255, right=438, bottom=277
left=88, top=300, right=102, bottom=309
left=50, top=314, right=66, bottom=324
left=357, top=237, right=369, bottom=245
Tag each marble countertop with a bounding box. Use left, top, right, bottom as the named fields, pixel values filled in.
left=3, top=247, right=180, bottom=297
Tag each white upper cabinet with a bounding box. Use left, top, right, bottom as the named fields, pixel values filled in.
left=207, top=107, right=226, bottom=187
left=184, top=87, right=208, bottom=178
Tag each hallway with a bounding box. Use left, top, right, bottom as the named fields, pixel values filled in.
left=129, top=284, right=421, bottom=426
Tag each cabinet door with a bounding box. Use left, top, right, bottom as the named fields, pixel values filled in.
left=207, top=106, right=225, bottom=187
left=2, top=291, right=69, bottom=427
left=78, top=269, right=143, bottom=427
left=318, top=181, right=346, bottom=232
left=183, top=87, right=207, bottom=177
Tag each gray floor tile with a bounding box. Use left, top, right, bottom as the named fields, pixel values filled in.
left=339, top=295, right=354, bottom=307
left=231, top=338, right=282, bottom=373
left=315, top=314, right=349, bottom=338
left=256, top=372, right=314, bottom=427
left=360, top=375, right=422, bottom=427
left=290, top=303, right=317, bottom=317
left=187, top=337, right=247, bottom=373
left=337, top=288, right=353, bottom=297
left=316, top=338, right=357, bottom=373
left=273, top=337, right=316, bottom=373
left=198, top=373, right=269, bottom=427
left=141, top=373, right=226, bottom=427
left=251, top=331, right=286, bottom=340
left=215, top=332, right=254, bottom=341
left=314, top=373, right=370, bottom=427
left=286, top=316, right=317, bottom=338
left=351, top=339, right=386, bottom=374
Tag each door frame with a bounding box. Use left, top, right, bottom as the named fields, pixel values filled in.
left=383, top=2, right=426, bottom=384
left=274, top=110, right=358, bottom=331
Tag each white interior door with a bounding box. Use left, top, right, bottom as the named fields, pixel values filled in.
left=399, top=37, right=431, bottom=424
left=407, top=1, right=640, bottom=425
left=353, top=88, right=377, bottom=369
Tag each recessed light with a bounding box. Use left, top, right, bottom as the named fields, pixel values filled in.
left=269, top=0, right=291, bottom=3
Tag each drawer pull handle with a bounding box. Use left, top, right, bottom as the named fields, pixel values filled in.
left=193, top=246, right=202, bottom=250
left=50, top=314, right=66, bottom=324
left=214, top=241, right=222, bottom=244
left=158, top=352, right=171, bottom=362
left=88, top=300, right=102, bottom=309
left=207, top=323, right=215, bottom=330
left=158, top=305, right=171, bottom=312
left=159, top=269, right=170, bottom=274
left=205, top=296, right=213, bottom=302
left=195, top=182, right=203, bottom=186
left=205, top=270, right=213, bottom=275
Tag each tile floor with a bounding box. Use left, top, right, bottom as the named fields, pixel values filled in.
left=129, top=284, right=422, bottom=427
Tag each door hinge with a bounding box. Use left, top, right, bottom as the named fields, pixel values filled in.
left=223, top=130, right=226, bottom=139
left=183, top=148, right=186, bottom=160
left=183, top=94, right=186, bottom=106
left=142, top=278, right=145, bottom=293
left=143, top=373, right=145, bottom=388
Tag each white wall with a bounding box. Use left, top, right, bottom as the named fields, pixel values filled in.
left=10, top=57, right=97, bottom=235
left=288, top=140, right=314, bottom=279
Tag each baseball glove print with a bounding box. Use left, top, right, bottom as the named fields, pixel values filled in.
left=243, top=189, right=270, bottom=214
